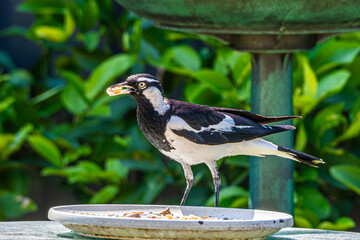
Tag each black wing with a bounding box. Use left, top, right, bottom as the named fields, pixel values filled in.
left=168, top=100, right=295, bottom=145
left=211, top=107, right=301, bottom=125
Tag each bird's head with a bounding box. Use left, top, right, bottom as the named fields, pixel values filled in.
left=106, top=73, right=163, bottom=98
left=107, top=73, right=170, bottom=114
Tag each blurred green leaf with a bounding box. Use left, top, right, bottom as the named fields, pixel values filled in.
left=5, top=124, right=34, bottom=158
left=86, top=104, right=111, bottom=117
left=60, top=70, right=85, bottom=91
left=89, top=185, right=118, bottom=204
left=194, top=69, right=233, bottom=93
left=17, top=0, right=64, bottom=14
left=295, top=215, right=313, bottom=228
left=0, top=192, right=37, bottom=219
left=0, top=135, right=15, bottom=161
left=34, top=26, right=68, bottom=43
left=295, top=207, right=320, bottom=228
left=64, top=10, right=76, bottom=36
left=318, top=217, right=356, bottom=231
left=31, top=86, right=64, bottom=104
left=312, top=103, right=345, bottom=146
left=310, top=39, right=360, bottom=74
left=0, top=26, right=27, bottom=38
left=63, top=145, right=92, bottom=165
left=171, top=45, right=201, bottom=72
left=28, top=135, right=62, bottom=167
left=9, top=69, right=33, bottom=87
left=85, top=54, right=136, bottom=100
left=82, top=31, right=101, bottom=52
left=81, top=0, right=99, bottom=32
left=333, top=109, right=360, bottom=145
left=205, top=186, right=248, bottom=206
left=295, top=168, right=318, bottom=182
left=61, top=86, right=88, bottom=114
left=298, top=54, right=318, bottom=98
left=330, top=165, right=360, bottom=195
left=0, top=97, right=15, bottom=114
left=295, top=122, right=307, bottom=152
left=315, top=70, right=350, bottom=101
left=298, top=187, right=331, bottom=219
left=105, top=158, right=129, bottom=179
left=142, top=173, right=166, bottom=204
left=33, top=10, right=74, bottom=43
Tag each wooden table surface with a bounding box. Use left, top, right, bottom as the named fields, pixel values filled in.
left=1, top=221, right=360, bottom=240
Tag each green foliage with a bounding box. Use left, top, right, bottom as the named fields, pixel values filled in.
left=0, top=0, right=359, bottom=231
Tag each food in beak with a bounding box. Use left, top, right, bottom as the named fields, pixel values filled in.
left=106, top=83, right=134, bottom=96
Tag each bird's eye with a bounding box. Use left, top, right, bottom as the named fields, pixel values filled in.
left=138, top=82, right=146, bottom=89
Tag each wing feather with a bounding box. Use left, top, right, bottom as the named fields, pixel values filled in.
left=211, top=107, right=301, bottom=124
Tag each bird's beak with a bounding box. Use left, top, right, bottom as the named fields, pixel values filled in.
left=106, top=82, right=135, bottom=96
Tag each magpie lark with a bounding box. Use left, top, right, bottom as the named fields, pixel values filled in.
left=107, top=73, right=324, bottom=207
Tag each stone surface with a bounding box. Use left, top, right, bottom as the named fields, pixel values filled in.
left=1, top=221, right=360, bottom=240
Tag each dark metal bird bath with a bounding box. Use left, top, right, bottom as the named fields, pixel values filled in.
left=115, top=0, right=360, bottom=214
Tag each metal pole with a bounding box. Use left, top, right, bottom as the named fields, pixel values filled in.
left=249, top=53, right=294, bottom=214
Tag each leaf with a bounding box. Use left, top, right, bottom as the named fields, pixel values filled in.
left=330, top=165, right=360, bottom=195
left=315, top=70, right=350, bottom=101
left=312, top=103, right=345, bottom=140
left=31, top=85, right=64, bottom=104
left=171, top=45, right=201, bottom=72
left=297, top=187, right=331, bottom=219
left=0, top=97, right=15, bottom=114
left=82, top=31, right=101, bottom=52
left=105, top=158, right=129, bottom=179
left=295, top=122, right=307, bottom=152
left=81, top=0, right=99, bottom=32
left=318, top=217, right=356, bottom=231
left=333, top=110, right=360, bottom=144
left=295, top=215, right=313, bottom=228
left=60, top=70, right=85, bottom=91
left=295, top=207, right=320, bottom=227
left=89, top=185, right=119, bottom=204
left=33, top=10, right=74, bottom=43
left=5, top=124, right=34, bottom=158
left=142, top=173, right=166, bottom=204
left=295, top=168, right=318, bottom=182
left=85, top=54, right=135, bottom=100
left=0, top=134, right=15, bottom=160
left=86, top=104, right=111, bottom=117
left=17, top=0, right=64, bottom=14
left=64, top=10, right=76, bottom=37
left=61, top=85, right=89, bottom=114
left=310, top=38, right=360, bottom=74
left=194, top=69, right=233, bottom=93
left=0, top=26, right=27, bottom=38
left=298, top=54, right=318, bottom=98
left=34, top=26, right=68, bottom=43
left=9, top=69, right=33, bottom=87
left=205, top=186, right=248, bottom=206
left=0, top=192, right=37, bottom=219
left=28, top=135, right=62, bottom=167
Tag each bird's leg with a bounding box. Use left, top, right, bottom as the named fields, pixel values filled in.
left=180, top=163, right=194, bottom=206
left=206, top=161, right=221, bottom=207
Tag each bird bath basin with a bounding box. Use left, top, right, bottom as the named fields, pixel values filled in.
left=115, top=0, right=360, bottom=52
left=114, top=0, right=360, bottom=215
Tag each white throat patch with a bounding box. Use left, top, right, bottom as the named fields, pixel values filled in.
left=142, top=87, right=170, bottom=115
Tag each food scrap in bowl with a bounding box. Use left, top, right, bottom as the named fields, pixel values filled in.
left=116, top=208, right=238, bottom=221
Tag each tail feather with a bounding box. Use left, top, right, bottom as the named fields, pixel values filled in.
left=276, top=145, right=325, bottom=167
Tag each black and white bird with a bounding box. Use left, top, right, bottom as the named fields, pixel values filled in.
left=107, top=73, right=324, bottom=207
